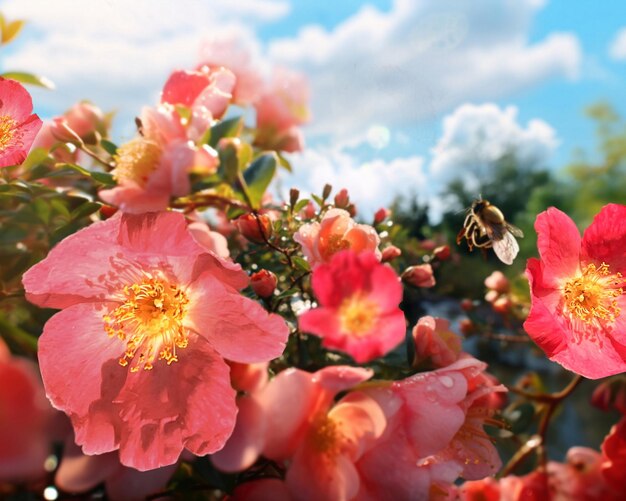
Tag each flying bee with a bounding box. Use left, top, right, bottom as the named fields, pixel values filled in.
left=456, top=198, right=524, bottom=265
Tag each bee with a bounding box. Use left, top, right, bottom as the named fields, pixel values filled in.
left=456, top=198, right=524, bottom=265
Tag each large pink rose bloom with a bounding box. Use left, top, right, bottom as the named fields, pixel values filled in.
left=0, top=77, right=43, bottom=167
left=525, top=205, right=626, bottom=378
left=295, top=208, right=381, bottom=268
left=357, top=358, right=505, bottom=499
left=100, top=68, right=234, bottom=213
left=22, top=211, right=288, bottom=471
left=299, top=250, right=406, bottom=363
left=0, top=339, right=54, bottom=481
left=262, top=367, right=385, bottom=501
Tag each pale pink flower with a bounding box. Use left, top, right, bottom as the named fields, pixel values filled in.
left=299, top=250, right=406, bottom=363
left=412, top=316, right=462, bottom=368
left=294, top=208, right=381, bottom=268
left=357, top=358, right=505, bottom=499
left=0, top=77, right=43, bottom=167
left=254, top=68, right=310, bottom=153
left=0, top=339, right=53, bottom=481
left=23, top=211, right=289, bottom=471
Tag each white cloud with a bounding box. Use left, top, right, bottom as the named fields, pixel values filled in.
left=609, top=27, right=626, bottom=60
left=282, top=147, right=427, bottom=218
left=1, top=0, right=287, bottom=137
left=429, top=103, right=558, bottom=186
left=269, top=0, right=580, bottom=140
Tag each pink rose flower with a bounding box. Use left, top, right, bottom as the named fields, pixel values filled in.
left=23, top=211, right=288, bottom=471
left=0, top=339, right=54, bottom=481
left=299, top=250, right=406, bottom=363
left=357, top=358, right=505, bottom=498
left=294, top=208, right=381, bottom=268
left=0, top=77, right=43, bottom=167
left=524, top=205, right=626, bottom=379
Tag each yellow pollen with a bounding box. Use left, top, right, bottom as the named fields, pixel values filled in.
left=338, top=294, right=379, bottom=337
left=103, top=277, right=189, bottom=372
left=320, top=234, right=351, bottom=260
left=562, top=262, right=623, bottom=325
left=0, top=115, right=18, bottom=152
left=112, top=138, right=162, bottom=187
left=309, top=415, right=340, bottom=457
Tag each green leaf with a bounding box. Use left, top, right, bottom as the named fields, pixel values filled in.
left=55, top=163, right=116, bottom=186
left=277, top=153, right=292, bottom=172
left=1, top=72, right=54, bottom=89
left=20, top=147, right=49, bottom=171
left=207, top=117, right=243, bottom=148
left=293, top=198, right=310, bottom=214
left=71, top=201, right=102, bottom=220
left=242, top=153, right=277, bottom=209
left=276, top=287, right=299, bottom=300
left=218, top=142, right=240, bottom=184
left=100, top=139, right=118, bottom=157
left=0, top=17, right=25, bottom=44
left=292, top=256, right=311, bottom=272
left=90, top=171, right=116, bottom=186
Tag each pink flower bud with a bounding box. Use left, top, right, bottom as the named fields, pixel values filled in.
left=381, top=245, right=402, bottom=262
left=433, top=245, right=450, bottom=261
left=485, top=290, right=499, bottom=303
left=460, top=298, right=474, bottom=311
left=250, top=269, right=277, bottom=298
left=235, top=213, right=272, bottom=243
left=492, top=296, right=512, bottom=314
left=484, top=271, right=510, bottom=293
left=333, top=188, right=350, bottom=208
left=374, top=207, right=390, bottom=225
left=459, top=318, right=475, bottom=335
left=402, top=264, right=435, bottom=288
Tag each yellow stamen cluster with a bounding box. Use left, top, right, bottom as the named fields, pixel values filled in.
left=103, top=277, right=189, bottom=372
left=338, top=294, right=379, bottom=337
left=112, top=138, right=162, bottom=187
left=321, top=234, right=351, bottom=260
left=309, top=415, right=340, bottom=457
left=562, top=262, right=623, bottom=326
left=0, top=115, right=18, bottom=152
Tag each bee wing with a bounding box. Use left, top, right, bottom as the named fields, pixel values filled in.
left=492, top=232, right=519, bottom=265
left=505, top=222, right=524, bottom=238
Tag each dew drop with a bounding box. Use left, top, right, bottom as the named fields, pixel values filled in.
left=439, top=375, right=454, bottom=389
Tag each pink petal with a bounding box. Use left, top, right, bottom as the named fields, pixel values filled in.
left=37, top=303, right=127, bottom=454
left=581, top=204, right=626, bottom=274
left=312, top=366, right=374, bottom=395
left=298, top=307, right=340, bottom=338
left=55, top=445, right=120, bottom=493
left=0, top=78, right=34, bottom=120
left=364, top=263, right=402, bottom=311
left=185, top=273, right=288, bottom=363
left=211, top=395, right=265, bottom=472
left=161, top=70, right=212, bottom=107
left=551, top=334, right=626, bottom=379
left=99, top=183, right=171, bottom=214
left=193, top=67, right=236, bottom=119
left=535, top=208, right=581, bottom=286
left=22, top=216, right=125, bottom=308
left=116, top=336, right=237, bottom=470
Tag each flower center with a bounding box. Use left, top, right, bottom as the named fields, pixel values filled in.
left=103, top=277, right=189, bottom=372
left=320, top=234, right=351, bottom=260
left=0, top=115, right=18, bottom=153
left=112, top=138, right=162, bottom=187
left=562, top=262, right=623, bottom=326
left=309, top=415, right=340, bottom=457
left=338, top=294, right=379, bottom=337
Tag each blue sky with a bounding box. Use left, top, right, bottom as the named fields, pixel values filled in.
left=2, top=0, right=625, bottom=217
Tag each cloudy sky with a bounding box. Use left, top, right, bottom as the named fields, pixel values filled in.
left=2, top=0, right=625, bottom=218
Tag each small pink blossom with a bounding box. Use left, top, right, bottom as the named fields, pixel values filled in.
left=484, top=271, right=510, bottom=293
left=23, top=211, right=288, bottom=471
left=254, top=68, right=310, bottom=153
left=525, top=205, right=626, bottom=378
left=294, top=208, right=381, bottom=268
left=0, top=339, right=54, bottom=481
left=412, top=316, right=462, bottom=369
left=299, top=250, right=406, bottom=363
left=0, top=77, right=43, bottom=167
left=381, top=245, right=402, bottom=262
left=250, top=269, right=278, bottom=298
left=402, top=263, right=436, bottom=288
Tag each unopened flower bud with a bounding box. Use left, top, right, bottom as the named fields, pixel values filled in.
left=381, top=245, right=402, bottom=262
left=402, top=264, right=435, bottom=288
left=235, top=213, right=272, bottom=243
left=99, top=204, right=118, bottom=219
left=485, top=290, right=499, bottom=303
left=289, top=188, right=300, bottom=208
left=484, top=271, right=510, bottom=293
left=322, top=183, right=332, bottom=200
left=250, top=269, right=277, bottom=298
left=459, top=318, right=475, bottom=335
left=334, top=188, right=350, bottom=208
left=374, top=207, right=390, bottom=225
left=492, top=296, right=512, bottom=314
left=346, top=203, right=357, bottom=218
left=433, top=245, right=450, bottom=261
left=460, top=298, right=474, bottom=311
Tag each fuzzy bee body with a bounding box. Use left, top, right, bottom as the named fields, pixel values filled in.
left=456, top=199, right=523, bottom=265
